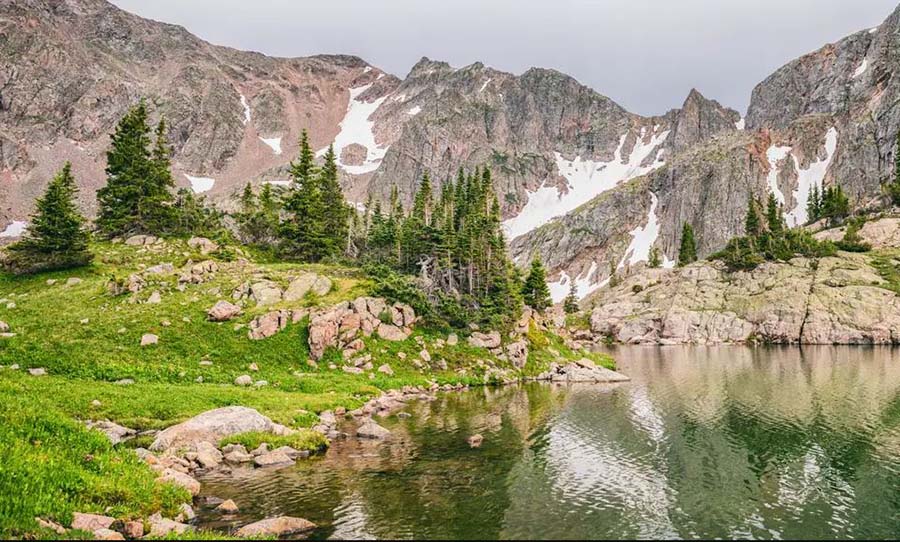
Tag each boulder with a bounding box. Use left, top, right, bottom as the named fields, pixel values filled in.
left=123, top=521, right=144, bottom=539
left=357, top=419, right=391, bottom=439
left=253, top=450, right=294, bottom=468
left=216, top=499, right=239, bottom=513
left=248, top=309, right=305, bottom=340
left=92, top=528, right=124, bottom=540
left=65, top=277, right=82, bottom=286
left=377, top=364, right=394, bottom=376
left=149, top=406, right=289, bottom=451
left=446, top=333, right=458, bottom=346
left=85, top=420, right=136, bottom=445
left=146, top=291, right=162, bottom=304
left=187, top=237, right=219, bottom=255
left=505, top=340, right=529, bottom=369
left=467, top=434, right=484, bottom=448
left=71, top=512, right=114, bottom=532
left=140, top=333, right=158, bottom=346
left=468, top=331, right=501, bottom=349
left=156, top=468, right=201, bottom=496
left=234, top=516, right=316, bottom=538
left=147, top=513, right=190, bottom=538
left=234, top=375, right=253, bottom=386
left=377, top=323, right=409, bottom=341
left=250, top=281, right=283, bottom=307
left=224, top=450, right=254, bottom=463
left=124, top=235, right=157, bottom=246
left=145, top=263, right=174, bottom=275
left=207, top=300, right=241, bottom=322
left=283, top=273, right=331, bottom=301
left=27, top=367, right=46, bottom=376
left=0, top=321, right=8, bottom=333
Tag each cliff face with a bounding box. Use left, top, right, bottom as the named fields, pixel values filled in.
left=3, top=0, right=900, bottom=305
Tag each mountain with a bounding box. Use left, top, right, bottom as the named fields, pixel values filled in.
left=2, top=0, right=899, bottom=303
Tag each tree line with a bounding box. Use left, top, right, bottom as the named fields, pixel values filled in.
left=4, top=101, right=557, bottom=329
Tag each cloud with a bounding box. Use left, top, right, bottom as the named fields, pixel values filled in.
left=110, top=0, right=897, bottom=115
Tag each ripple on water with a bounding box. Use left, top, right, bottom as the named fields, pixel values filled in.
left=197, top=346, right=900, bottom=540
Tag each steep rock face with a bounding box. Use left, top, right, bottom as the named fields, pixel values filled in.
left=0, top=0, right=398, bottom=218
left=669, top=89, right=741, bottom=153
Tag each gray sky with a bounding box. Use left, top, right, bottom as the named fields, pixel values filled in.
left=110, top=0, right=898, bottom=116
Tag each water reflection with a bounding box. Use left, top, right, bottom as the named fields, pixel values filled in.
left=198, top=346, right=900, bottom=540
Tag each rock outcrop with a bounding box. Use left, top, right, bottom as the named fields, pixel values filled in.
left=149, top=406, right=292, bottom=452
left=589, top=247, right=900, bottom=345
left=308, top=297, right=416, bottom=359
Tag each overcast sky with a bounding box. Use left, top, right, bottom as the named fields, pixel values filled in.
left=110, top=0, right=897, bottom=116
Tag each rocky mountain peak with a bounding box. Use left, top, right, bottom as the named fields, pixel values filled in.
left=669, top=88, right=741, bottom=152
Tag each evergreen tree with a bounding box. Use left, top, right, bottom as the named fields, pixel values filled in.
left=648, top=246, right=662, bottom=268
left=807, top=185, right=821, bottom=223
left=280, top=130, right=326, bottom=260
left=96, top=102, right=175, bottom=236
left=887, top=131, right=900, bottom=206
left=563, top=282, right=579, bottom=314
left=318, top=144, right=351, bottom=256
left=765, top=193, right=783, bottom=235
left=820, top=185, right=850, bottom=225
left=522, top=257, right=552, bottom=312
left=677, top=222, right=698, bottom=267
left=745, top=195, right=762, bottom=237
left=6, top=163, right=92, bottom=273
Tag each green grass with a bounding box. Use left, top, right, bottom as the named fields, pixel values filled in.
left=219, top=430, right=327, bottom=452
left=870, top=249, right=900, bottom=296
left=0, top=239, right=614, bottom=539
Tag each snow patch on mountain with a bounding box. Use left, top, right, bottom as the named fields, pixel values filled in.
left=0, top=221, right=27, bottom=238
left=185, top=174, right=215, bottom=193
left=853, top=58, right=868, bottom=79
left=240, top=94, right=251, bottom=125
left=407, top=106, right=422, bottom=116
left=549, top=261, right=601, bottom=302
left=785, top=127, right=838, bottom=227
left=503, top=127, right=669, bottom=239
left=479, top=78, right=492, bottom=93
left=623, top=193, right=664, bottom=266
left=259, top=136, right=283, bottom=155
left=323, top=84, right=390, bottom=175
left=765, top=144, right=792, bottom=205
left=735, top=117, right=745, bottom=130
left=264, top=180, right=291, bottom=187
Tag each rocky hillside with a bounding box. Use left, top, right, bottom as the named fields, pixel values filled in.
left=587, top=217, right=900, bottom=345
left=3, top=0, right=900, bottom=305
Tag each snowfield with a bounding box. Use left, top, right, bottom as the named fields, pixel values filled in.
left=407, top=106, right=422, bottom=116
left=765, top=128, right=838, bottom=227
left=184, top=174, right=215, bottom=194
left=322, top=84, right=390, bottom=175
left=503, top=126, right=669, bottom=240
left=853, top=58, right=868, bottom=79
left=0, top=221, right=27, bottom=238
left=259, top=136, right=283, bottom=155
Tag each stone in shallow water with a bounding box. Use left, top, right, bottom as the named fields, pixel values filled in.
left=235, top=516, right=316, bottom=538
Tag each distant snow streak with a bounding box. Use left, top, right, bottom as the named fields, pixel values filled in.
left=240, top=94, right=251, bottom=125
left=852, top=58, right=868, bottom=79
left=323, top=84, right=390, bottom=175
left=503, top=126, right=670, bottom=240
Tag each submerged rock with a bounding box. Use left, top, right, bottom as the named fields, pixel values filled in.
left=357, top=419, right=391, bottom=440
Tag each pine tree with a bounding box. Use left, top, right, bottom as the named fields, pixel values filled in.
left=280, top=130, right=327, bottom=260
left=745, top=195, right=762, bottom=238
left=318, top=144, right=351, bottom=257
left=648, top=246, right=662, bottom=268
left=887, top=131, right=900, bottom=206
left=522, top=257, right=552, bottom=312
left=820, top=185, right=850, bottom=225
left=6, top=163, right=92, bottom=273
left=677, top=222, right=697, bottom=267
left=96, top=102, right=174, bottom=236
left=765, top=193, right=783, bottom=235
left=563, top=282, right=579, bottom=314
left=807, top=185, right=821, bottom=223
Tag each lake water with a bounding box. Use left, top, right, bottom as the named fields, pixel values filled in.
left=197, top=346, right=900, bottom=540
